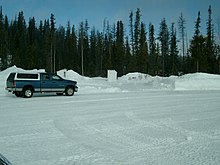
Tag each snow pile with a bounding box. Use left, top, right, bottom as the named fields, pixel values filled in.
left=175, top=73, right=220, bottom=90
left=119, top=72, right=175, bottom=90
left=119, top=72, right=220, bottom=91
left=119, top=72, right=151, bottom=81
left=57, top=69, right=85, bottom=81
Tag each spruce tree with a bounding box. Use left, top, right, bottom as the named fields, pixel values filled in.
left=0, top=10, right=11, bottom=70
left=55, top=26, right=65, bottom=70
left=42, top=19, right=51, bottom=72
left=206, top=5, right=215, bottom=73
left=190, top=11, right=207, bottom=72
left=159, top=18, right=169, bottom=76
left=129, top=10, right=134, bottom=56
left=134, top=8, right=141, bottom=56
left=149, top=23, right=157, bottom=75
left=65, top=21, right=71, bottom=69
left=137, top=22, right=148, bottom=73
left=71, top=25, right=79, bottom=72
left=50, top=13, right=56, bottom=73
left=89, top=27, right=97, bottom=75
left=27, top=17, right=37, bottom=69
left=15, top=11, right=27, bottom=69
left=178, top=12, right=186, bottom=73
left=170, top=23, right=179, bottom=75
left=0, top=6, right=4, bottom=69
left=79, top=21, right=84, bottom=75
left=114, top=20, right=124, bottom=76
left=124, top=36, right=131, bottom=74
left=37, top=20, right=44, bottom=69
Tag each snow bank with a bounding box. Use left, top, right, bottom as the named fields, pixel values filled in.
left=175, top=73, right=220, bottom=90
left=120, top=72, right=220, bottom=91
left=119, top=72, right=175, bottom=90
left=1, top=66, right=220, bottom=93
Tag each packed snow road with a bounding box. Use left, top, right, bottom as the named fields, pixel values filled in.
left=1, top=90, right=220, bottom=165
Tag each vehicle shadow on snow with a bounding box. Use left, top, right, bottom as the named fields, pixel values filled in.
left=4, top=92, right=78, bottom=98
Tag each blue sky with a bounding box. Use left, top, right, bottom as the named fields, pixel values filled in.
left=0, top=0, right=220, bottom=40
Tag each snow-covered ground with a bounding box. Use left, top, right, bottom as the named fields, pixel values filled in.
left=0, top=66, right=220, bottom=165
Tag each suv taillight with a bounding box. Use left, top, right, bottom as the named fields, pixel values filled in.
left=13, top=81, right=16, bottom=87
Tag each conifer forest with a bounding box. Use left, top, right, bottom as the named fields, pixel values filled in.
left=0, top=6, right=219, bottom=77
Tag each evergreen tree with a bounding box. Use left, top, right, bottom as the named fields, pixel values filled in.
left=70, top=25, right=79, bottom=72
left=105, top=21, right=113, bottom=70
left=65, top=21, right=71, bottom=69
left=89, top=27, right=97, bottom=75
left=79, top=21, right=84, bottom=75
left=83, top=20, right=90, bottom=75
left=134, top=8, right=141, bottom=56
left=96, top=30, right=104, bottom=76
left=137, top=22, right=148, bottom=73
left=42, top=19, right=51, bottom=72
left=129, top=10, right=134, bottom=56
left=114, top=20, right=124, bottom=76
left=37, top=20, right=44, bottom=69
left=14, top=11, right=27, bottom=69
left=0, top=6, right=3, bottom=69
left=148, top=22, right=157, bottom=75
left=124, top=36, right=131, bottom=74
left=178, top=12, right=186, bottom=73
left=4, top=15, right=11, bottom=68
left=27, top=17, right=37, bottom=69
left=206, top=5, right=216, bottom=73
left=170, top=23, right=179, bottom=75
left=50, top=13, right=56, bottom=73
left=0, top=6, right=6, bottom=69
left=55, top=26, right=65, bottom=70
left=159, top=18, right=169, bottom=76
left=190, top=11, right=207, bottom=72
left=155, top=42, right=162, bottom=74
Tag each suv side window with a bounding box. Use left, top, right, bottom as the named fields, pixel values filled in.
left=52, top=75, right=62, bottom=81
left=7, top=73, right=16, bottom=81
left=17, top=73, right=38, bottom=79
left=42, top=73, right=50, bottom=80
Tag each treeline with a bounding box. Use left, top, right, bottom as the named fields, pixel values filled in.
left=0, top=6, right=219, bottom=76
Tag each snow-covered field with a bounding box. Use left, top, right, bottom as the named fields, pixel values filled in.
left=1, top=66, right=220, bottom=165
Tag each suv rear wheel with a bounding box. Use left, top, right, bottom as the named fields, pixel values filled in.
left=23, top=87, right=33, bottom=98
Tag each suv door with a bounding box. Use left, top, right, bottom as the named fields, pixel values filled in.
left=51, top=74, right=65, bottom=92
left=40, top=73, right=53, bottom=92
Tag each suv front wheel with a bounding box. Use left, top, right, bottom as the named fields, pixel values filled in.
left=65, top=86, right=74, bottom=96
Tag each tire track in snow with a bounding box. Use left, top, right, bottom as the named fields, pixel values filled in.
left=124, top=111, right=220, bottom=164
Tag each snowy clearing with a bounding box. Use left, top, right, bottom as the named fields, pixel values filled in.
left=0, top=67, right=220, bottom=165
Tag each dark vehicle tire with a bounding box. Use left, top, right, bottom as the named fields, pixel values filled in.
left=65, top=86, right=74, bottom=96
left=15, top=91, right=23, bottom=97
left=23, top=87, right=33, bottom=98
left=56, top=93, right=63, bottom=96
